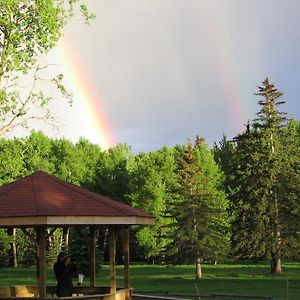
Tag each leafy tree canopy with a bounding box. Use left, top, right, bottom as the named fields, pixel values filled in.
left=0, top=0, right=94, bottom=135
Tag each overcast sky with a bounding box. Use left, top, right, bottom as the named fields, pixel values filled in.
left=24, top=0, right=300, bottom=152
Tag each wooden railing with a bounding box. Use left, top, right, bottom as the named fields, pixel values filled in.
left=0, top=285, right=132, bottom=300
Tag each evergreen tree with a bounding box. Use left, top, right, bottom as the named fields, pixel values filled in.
left=230, top=78, right=299, bottom=274
left=213, top=134, right=235, bottom=179
left=276, top=119, right=300, bottom=260
left=168, top=139, right=229, bottom=278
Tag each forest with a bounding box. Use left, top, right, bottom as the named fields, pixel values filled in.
left=0, top=79, right=299, bottom=278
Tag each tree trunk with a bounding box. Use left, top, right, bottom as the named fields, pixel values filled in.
left=195, top=257, right=202, bottom=279
left=271, top=256, right=282, bottom=275
left=8, top=228, right=18, bottom=267
left=63, top=227, right=69, bottom=250
left=102, top=228, right=109, bottom=258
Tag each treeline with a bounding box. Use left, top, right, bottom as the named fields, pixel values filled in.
left=0, top=79, right=299, bottom=276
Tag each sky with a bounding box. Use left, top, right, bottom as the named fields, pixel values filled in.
left=18, top=0, right=300, bottom=152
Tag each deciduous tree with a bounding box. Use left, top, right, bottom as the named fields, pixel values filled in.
left=129, top=147, right=177, bottom=262
left=0, top=0, right=94, bottom=135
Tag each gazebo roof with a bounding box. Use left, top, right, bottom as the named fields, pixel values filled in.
left=0, top=170, right=155, bottom=227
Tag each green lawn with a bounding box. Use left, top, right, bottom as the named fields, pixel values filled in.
left=0, top=263, right=300, bottom=299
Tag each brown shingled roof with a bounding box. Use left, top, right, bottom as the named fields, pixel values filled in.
left=0, top=171, right=155, bottom=227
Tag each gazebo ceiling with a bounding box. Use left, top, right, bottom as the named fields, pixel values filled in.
left=0, top=171, right=155, bottom=227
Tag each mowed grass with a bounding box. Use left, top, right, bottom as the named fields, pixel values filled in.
left=0, top=263, right=300, bottom=299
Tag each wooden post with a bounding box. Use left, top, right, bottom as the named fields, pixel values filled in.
left=109, top=226, right=116, bottom=294
left=122, top=226, right=130, bottom=300
left=37, top=227, right=46, bottom=300
left=89, top=226, right=96, bottom=287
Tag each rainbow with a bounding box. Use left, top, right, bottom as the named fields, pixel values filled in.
left=197, top=2, right=253, bottom=133
left=56, top=39, right=115, bottom=150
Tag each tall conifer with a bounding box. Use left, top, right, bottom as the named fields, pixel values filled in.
left=168, top=139, right=229, bottom=278
left=230, top=79, right=299, bottom=274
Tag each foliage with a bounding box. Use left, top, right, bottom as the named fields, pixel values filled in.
left=68, top=227, right=103, bottom=276
left=51, top=136, right=102, bottom=187
left=0, top=137, right=24, bottom=185
left=229, top=79, right=300, bottom=274
left=0, top=0, right=94, bottom=135
left=276, top=120, right=300, bottom=260
left=213, top=134, right=234, bottom=184
left=46, top=228, right=64, bottom=266
left=129, top=147, right=178, bottom=261
left=0, top=132, right=104, bottom=267
left=0, top=229, right=10, bottom=266
left=0, top=87, right=299, bottom=269
left=94, top=143, right=134, bottom=203
left=22, top=131, right=55, bottom=174
left=15, top=229, right=36, bottom=267
left=167, top=139, right=230, bottom=267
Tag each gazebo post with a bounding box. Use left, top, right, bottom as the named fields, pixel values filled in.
left=37, top=227, right=47, bottom=300
left=122, top=226, right=130, bottom=300
left=109, top=226, right=116, bottom=295
left=89, top=226, right=96, bottom=287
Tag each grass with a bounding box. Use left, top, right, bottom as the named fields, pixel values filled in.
left=0, top=263, right=300, bottom=299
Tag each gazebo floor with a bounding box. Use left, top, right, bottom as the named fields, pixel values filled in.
left=0, top=285, right=132, bottom=300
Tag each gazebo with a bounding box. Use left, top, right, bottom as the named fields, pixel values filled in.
left=0, top=171, right=155, bottom=300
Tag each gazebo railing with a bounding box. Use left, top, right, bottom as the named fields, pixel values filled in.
left=0, top=285, right=132, bottom=300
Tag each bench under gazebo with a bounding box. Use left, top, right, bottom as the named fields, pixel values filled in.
left=0, top=171, right=155, bottom=300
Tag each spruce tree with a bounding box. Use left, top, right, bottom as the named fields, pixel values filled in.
left=168, top=139, right=229, bottom=278
left=230, top=78, right=300, bottom=274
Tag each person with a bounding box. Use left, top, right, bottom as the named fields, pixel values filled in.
left=53, top=252, right=73, bottom=297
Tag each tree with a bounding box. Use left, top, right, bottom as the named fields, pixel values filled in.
left=0, top=229, right=10, bottom=266
left=193, top=137, right=230, bottom=263
left=22, top=131, right=55, bottom=174
left=94, top=143, right=134, bottom=203
left=230, top=78, right=299, bottom=274
left=0, top=136, right=25, bottom=267
left=213, top=134, right=234, bottom=179
left=129, top=147, right=177, bottom=262
left=74, top=138, right=103, bottom=190
left=168, top=139, right=229, bottom=278
left=68, top=227, right=103, bottom=276
left=51, top=137, right=101, bottom=187
left=0, top=132, right=103, bottom=266
left=0, top=0, right=94, bottom=135
left=0, top=136, right=24, bottom=185
left=275, top=119, right=300, bottom=261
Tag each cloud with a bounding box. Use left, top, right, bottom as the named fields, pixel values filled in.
left=44, top=0, right=300, bottom=151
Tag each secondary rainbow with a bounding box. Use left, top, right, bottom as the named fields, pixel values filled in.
left=57, top=40, right=115, bottom=150
left=198, top=2, right=254, bottom=134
